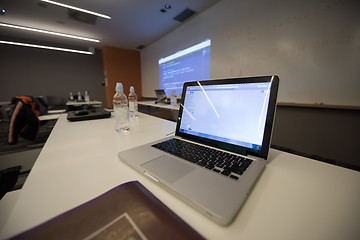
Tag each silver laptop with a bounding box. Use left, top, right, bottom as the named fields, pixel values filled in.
left=118, top=75, right=279, bottom=225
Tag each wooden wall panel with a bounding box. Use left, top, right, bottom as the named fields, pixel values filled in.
left=102, top=46, right=141, bottom=108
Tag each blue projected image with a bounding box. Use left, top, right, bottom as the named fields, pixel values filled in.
left=159, top=39, right=211, bottom=96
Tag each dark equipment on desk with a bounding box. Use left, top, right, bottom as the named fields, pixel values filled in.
left=155, top=89, right=171, bottom=104
left=67, top=109, right=111, bottom=122
left=74, top=110, right=89, bottom=116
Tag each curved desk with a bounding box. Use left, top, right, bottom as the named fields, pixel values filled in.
left=1, top=113, right=359, bottom=240
left=138, top=101, right=179, bottom=122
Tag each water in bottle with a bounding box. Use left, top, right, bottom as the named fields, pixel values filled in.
left=113, top=83, right=130, bottom=132
left=170, top=90, right=177, bottom=106
left=84, top=91, right=90, bottom=102
left=128, top=86, right=139, bottom=118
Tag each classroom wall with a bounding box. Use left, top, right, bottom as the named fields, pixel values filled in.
left=141, top=0, right=360, bottom=107
left=0, top=43, right=105, bottom=105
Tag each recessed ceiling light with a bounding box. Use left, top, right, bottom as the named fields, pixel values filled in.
left=40, top=0, right=111, bottom=20
left=0, top=22, right=100, bottom=42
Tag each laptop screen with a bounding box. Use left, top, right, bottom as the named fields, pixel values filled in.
left=176, top=76, right=279, bottom=159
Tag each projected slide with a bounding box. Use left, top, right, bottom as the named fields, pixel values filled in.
left=159, top=39, right=211, bottom=96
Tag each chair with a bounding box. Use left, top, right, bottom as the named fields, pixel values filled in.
left=0, top=166, right=21, bottom=200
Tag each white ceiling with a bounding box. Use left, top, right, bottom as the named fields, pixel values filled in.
left=0, top=0, right=220, bottom=50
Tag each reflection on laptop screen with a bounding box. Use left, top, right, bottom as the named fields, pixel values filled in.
left=179, top=82, right=271, bottom=150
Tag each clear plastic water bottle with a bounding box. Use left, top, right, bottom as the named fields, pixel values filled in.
left=128, top=86, right=139, bottom=118
left=77, top=91, right=82, bottom=101
left=113, top=83, right=130, bottom=132
left=69, top=92, right=74, bottom=101
left=170, top=90, right=177, bottom=106
left=84, top=91, right=90, bottom=102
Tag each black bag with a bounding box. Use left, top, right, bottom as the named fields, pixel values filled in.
left=8, top=96, right=46, bottom=144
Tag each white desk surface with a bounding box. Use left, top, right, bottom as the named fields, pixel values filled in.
left=66, top=100, right=102, bottom=106
left=138, top=101, right=179, bottom=110
left=38, top=110, right=67, bottom=121
left=1, top=113, right=359, bottom=240
left=0, top=102, right=11, bottom=106
left=38, top=114, right=62, bottom=121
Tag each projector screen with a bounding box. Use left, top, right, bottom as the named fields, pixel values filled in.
left=158, top=39, right=211, bottom=97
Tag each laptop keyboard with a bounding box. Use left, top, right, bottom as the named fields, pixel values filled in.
left=152, top=138, right=253, bottom=180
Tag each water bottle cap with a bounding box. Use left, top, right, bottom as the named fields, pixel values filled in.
left=130, top=86, right=135, bottom=93
left=115, top=83, right=123, bottom=92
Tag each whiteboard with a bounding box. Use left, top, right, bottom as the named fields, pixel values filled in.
left=141, top=0, right=360, bottom=107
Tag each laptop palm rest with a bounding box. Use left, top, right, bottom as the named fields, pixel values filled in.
left=141, top=155, right=195, bottom=184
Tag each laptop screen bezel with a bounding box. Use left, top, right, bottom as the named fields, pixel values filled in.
left=175, top=76, right=279, bottom=160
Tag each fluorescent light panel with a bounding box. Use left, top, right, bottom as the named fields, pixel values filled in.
left=41, top=0, right=111, bottom=19
left=0, top=40, right=93, bottom=55
left=0, top=22, right=99, bottom=43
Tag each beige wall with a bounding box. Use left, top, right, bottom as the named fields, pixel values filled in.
left=141, top=0, right=360, bottom=107
left=0, top=43, right=105, bottom=105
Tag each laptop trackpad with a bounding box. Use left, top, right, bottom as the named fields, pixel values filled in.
left=141, top=155, right=195, bottom=184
